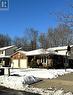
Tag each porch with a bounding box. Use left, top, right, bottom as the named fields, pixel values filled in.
left=27, top=54, right=66, bottom=69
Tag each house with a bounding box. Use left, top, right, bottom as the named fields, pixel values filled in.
left=11, top=49, right=48, bottom=68
left=0, top=45, right=17, bottom=67
left=11, top=45, right=73, bottom=69
left=11, top=49, right=54, bottom=68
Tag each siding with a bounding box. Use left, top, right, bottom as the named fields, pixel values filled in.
left=0, top=50, right=5, bottom=56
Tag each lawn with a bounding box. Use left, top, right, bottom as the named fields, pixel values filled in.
left=31, top=72, right=73, bottom=92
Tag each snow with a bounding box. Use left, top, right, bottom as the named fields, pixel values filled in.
left=0, top=45, right=15, bottom=51
left=0, top=68, right=73, bottom=95
left=0, top=55, right=10, bottom=58
left=26, top=45, right=73, bottom=56
left=47, top=45, right=73, bottom=51
left=10, top=45, right=73, bottom=57
left=64, top=92, right=73, bottom=95
left=47, top=45, right=73, bottom=56
left=0, top=75, right=39, bottom=89
left=10, top=68, right=73, bottom=79
left=26, top=48, right=60, bottom=56
left=54, top=90, right=64, bottom=95
left=26, top=49, right=46, bottom=56
left=18, top=50, right=28, bottom=55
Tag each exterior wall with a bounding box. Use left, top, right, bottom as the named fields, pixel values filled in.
left=0, top=46, right=15, bottom=67
left=0, top=50, right=5, bottom=56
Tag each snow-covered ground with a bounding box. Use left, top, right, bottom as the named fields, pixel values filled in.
left=0, top=68, right=73, bottom=95
left=10, top=68, right=73, bottom=79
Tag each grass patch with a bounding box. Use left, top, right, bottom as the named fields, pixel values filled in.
left=31, top=73, right=73, bottom=92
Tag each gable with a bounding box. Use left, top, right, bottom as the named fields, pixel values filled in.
left=11, top=52, right=27, bottom=59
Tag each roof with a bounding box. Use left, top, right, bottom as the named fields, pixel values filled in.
left=11, top=49, right=50, bottom=56
left=27, top=45, right=73, bottom=56
left=11, top=50, right=28, bottom=57
left=18, top=50, right=27, bottom=55
left=26, top=49, right=46, bottom=56
left=11, top=49, right=62, bottom=56
left=0, top=55, right=10, bottom=58
left=47, top=45, right=73, bottom=51
left=47, top=45, right=73, bottom=56
left=11, top=45, right=73, bottom=57
left=0, top=45, right=15, bottom=51
left=26, top=49, right=58, bottom=56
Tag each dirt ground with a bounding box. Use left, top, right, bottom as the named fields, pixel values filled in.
left=31, top=72, right=73, bottom=93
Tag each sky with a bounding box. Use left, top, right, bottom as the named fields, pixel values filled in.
left=0, top=0, right=72, bottom=38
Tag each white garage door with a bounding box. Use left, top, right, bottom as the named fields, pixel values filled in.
left=20, top=59, right=27, bottom=68
left=12, top=60, right=19, bottom=68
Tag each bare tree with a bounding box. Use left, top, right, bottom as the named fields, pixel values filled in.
left=0, top=34, right=11, bottom=47
left=25, top=28, right=38, bottom=50
left=14, top=28, right=38, bottom=51
left=47, top=24, right=72, bottom=47
left=39, top=33, right=47, bottom=49
left=47, top=28, right=54, bottom=47
left=13, top=37, right=31, bottom=51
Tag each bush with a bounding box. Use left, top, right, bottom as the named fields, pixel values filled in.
left=30, top=60, right=38, bottom=68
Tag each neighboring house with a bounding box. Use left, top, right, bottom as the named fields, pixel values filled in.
left=0, top=45, right=17, bottom=67
left=47, top=45, right=73, bottom=68
left=47, top=45, right=73, bottom=56
left=26, top=45, right=73, bottom=68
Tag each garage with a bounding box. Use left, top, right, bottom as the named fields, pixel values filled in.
left=11, top=51, right=28, bottom=68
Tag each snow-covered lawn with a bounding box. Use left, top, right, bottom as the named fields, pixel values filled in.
left=0, top=68, right=73, bottom=95
left=0, top=75, right=39, bottom=89
left=10, top=68, right=73, bottom=79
